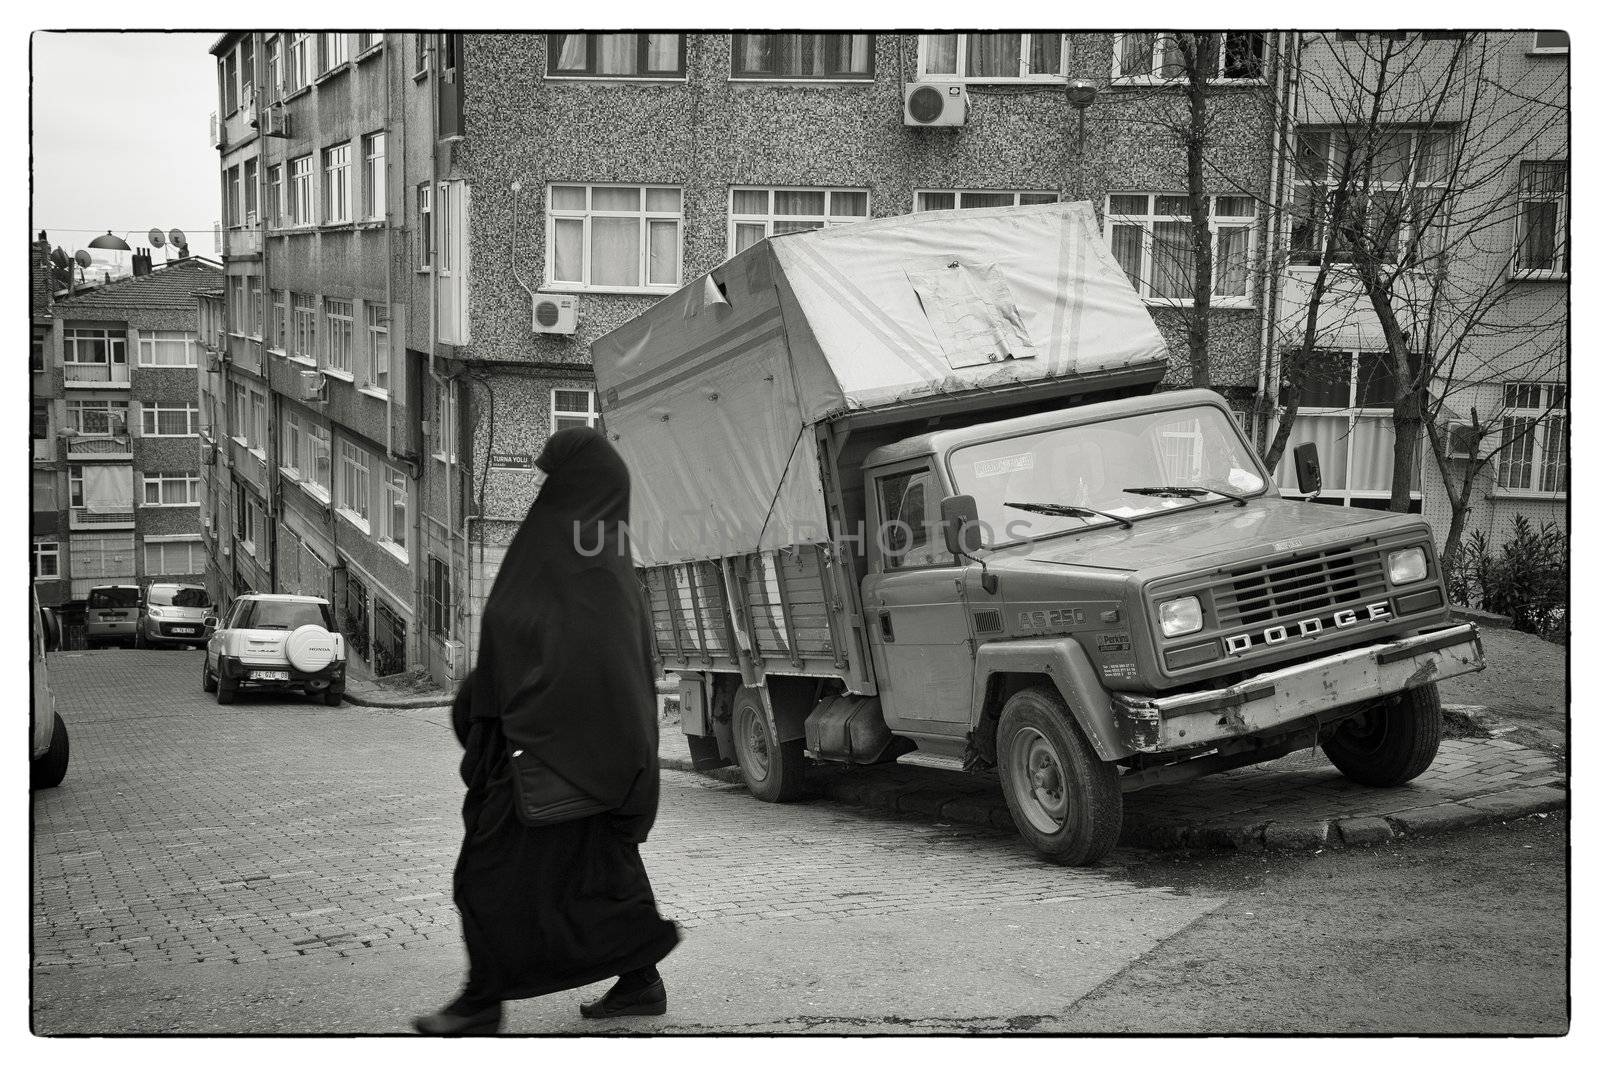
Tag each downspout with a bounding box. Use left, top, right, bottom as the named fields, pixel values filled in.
left=252, top=35, right=280, bottom=595
left=1254, top=31, right=1294, bottom=451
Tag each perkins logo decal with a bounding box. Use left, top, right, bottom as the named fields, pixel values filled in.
left=1223, top=601, right=1393, bottom=656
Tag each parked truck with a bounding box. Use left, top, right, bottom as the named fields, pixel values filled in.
left=590, top=202, right=1484, bottom=865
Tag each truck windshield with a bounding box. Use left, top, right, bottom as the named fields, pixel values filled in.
left=948, top=405, right=1268, bottom=546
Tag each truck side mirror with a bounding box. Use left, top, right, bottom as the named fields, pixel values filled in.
left=940, top=495, right=984, bottom=558
left=1293, top=441, right=1323, bottom=498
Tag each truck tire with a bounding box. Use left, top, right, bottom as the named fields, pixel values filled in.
left=997, top=686, right=1122, bottom=866
left=731, top=686, right=805, bottom=803
left=32, top=713, right=69, bottom=789
left=1323, top=682, right=1443, bottom=787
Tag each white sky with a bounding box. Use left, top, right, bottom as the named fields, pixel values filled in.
left=31, top=31, right=220, bottom=267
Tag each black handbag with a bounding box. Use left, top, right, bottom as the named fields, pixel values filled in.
left=508, top=747, right=609, bottom=826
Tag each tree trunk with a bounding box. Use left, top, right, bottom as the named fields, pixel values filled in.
left=1181, top=35, right=1214, bottom=389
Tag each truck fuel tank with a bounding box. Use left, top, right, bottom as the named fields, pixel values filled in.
left=806, top=694, right=913, bottom=765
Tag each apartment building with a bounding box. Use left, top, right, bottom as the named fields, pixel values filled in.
left=29, top=243, right=221, bottom=609
left=1264, top=31, right=1569, bottom=546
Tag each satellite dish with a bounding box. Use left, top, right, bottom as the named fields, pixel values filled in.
left=74, top=250, right=93, bottom=268
left=50, top=248, right=69, bottom=268
left=168, top=229, right=187, bottom=248
left=148, top=228, right=166, bottom=248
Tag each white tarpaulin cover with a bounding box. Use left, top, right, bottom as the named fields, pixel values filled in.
left=590, top=201, right=1169, bottom=567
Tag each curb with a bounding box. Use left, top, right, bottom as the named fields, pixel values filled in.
left=341, top=689, right=451, bottom=709
left=659, top=757, right=1568, bottom=854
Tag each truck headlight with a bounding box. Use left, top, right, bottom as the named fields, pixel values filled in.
left=1158, top=596, right=1203, bottom=637
left=1386, top=546, right=1428, bottom=586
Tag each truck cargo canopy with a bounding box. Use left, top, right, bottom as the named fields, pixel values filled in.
left=591, top=201, right=1169, bottom=567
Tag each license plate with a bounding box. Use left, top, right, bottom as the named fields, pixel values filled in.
left=253, top=670, right=290, bottom=681
left=171, top=627, right=196, bottom=635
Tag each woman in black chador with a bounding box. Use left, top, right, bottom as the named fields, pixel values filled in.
left=414, top=427, right=680, bottom=1036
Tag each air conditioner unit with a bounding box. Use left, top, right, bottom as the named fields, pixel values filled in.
left=241, top=85, right=257, bottom=130
left=296, top=369, right=327, bottom=402
left=531, top=293, right=579, bottom=335
left=443, top=639, right=468, bottom=685
left=260, top=104, right=291, bottom=139
left=209, top=111, right=224, bottom=148
left=904, top=82, right=968, bottom=128
left=1445, top=421, right=1488, bottom=460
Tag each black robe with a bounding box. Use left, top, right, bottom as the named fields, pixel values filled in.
left=450, top=428, right=678, bottom=1003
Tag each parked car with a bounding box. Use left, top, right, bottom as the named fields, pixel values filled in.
left=203, top=593, right=346, bottom=706
left=84, top=585, right=143, bottom=649
left=137, top=583, right=216, bottom=649
left=32, top=586, right=68, bottom=788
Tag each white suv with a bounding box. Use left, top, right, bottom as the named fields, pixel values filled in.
left=202, top=593, right=346, bottom=706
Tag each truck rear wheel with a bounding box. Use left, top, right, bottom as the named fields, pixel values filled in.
left=32, top=713, right=69, bottom=789
left=1323, top=682, right=1443, bottom=787
left=997, top=686, right=1122, bottom=866
left=731, top=686, right=805, bottom=803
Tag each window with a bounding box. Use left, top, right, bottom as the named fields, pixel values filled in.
left=319, top=32, right=348, bottom=72
left=292, top=294, right=317, bottom=361
left=416, top=183, right=433, bottom=268
left=63, top=326, right=128, bottom=367
left=1271, top=350, right=1424, bottom=508
left=266, top=164, right=283, bottom=226
left=289, top=155, right=314, bottom=226
left=32, top=541, right=60, bottom=580
left=1498, top=383, right=1568, bottom=496
left=1106, top=193, right=1258, bottom=304
left=373, top=598, right=407, bottom=676
left=414, top=33, right=431, bottom=76
left=1513, top=162, right=1568, bottom=277
left=344, top=573, right=370, bottom=659
left=142, top=472, right=201, bottom=507
left=250, top=391, right=267, bottom=452
left=228, top=277, right=248, bottom=333
left=426, top=556, right=452, bottom=636
left=1111, top=32, right=1267, bottom=82
left=32, top=325, right=45, bottom=373
left=552, top=389, right=599, bottom=432
left=283, top=407, right=304, bottom=475
left=547, top=33, right=684, bottom=78
left=32, top=400, right=50, bottom=441
left=220, top=47, right=238, bottom=114
left=69, top=465, right=82, bottom=508
left=286, top=32, right=310, bottom=93
left=141, top=403, right=200, bottom=437
left=338, top=440, right=372, bottom=526
left=233, top=483, right=264, bottom=553
left=306, top=422, right=332, bottom=495
left=324, top=299, right=354, bottom=374
left=437, top=182, right=471, bottom=344
left=364, top=303, right=390, bottom=391
left=271, top=289, right=288, bottom=350
left=248, top=278, right=263, bottom=337
left=355, top=32, right=381, bottom=54
left=136, top=331, right=197, bottom=367
left=728, top=187, right=869, bottom=256
left=914, top=190, right=1060, bottom=212
left=266, top=35, right=282, bottom=101
left=1530, top=31, right=1569, bottom=54
left=362, top=132, right=386, bottom=220
left=877, top=468, right=949, bottom=569
left=1289, top=126, right=1452, bottom=266
left=243, top=158, right=259, bottom=224
left=919, top=33, right=1066, bottom=81
left=731, top=34, right=873, bottom=80
left=378, top=466, right=408, bottom=555
left=228, top=381, right=247, bottom=441
left=323, top=143, right=352, bottom=224
left=547, top=184, right=682, bottom=290
left=434, top=381, right=457, bottom=463
left=66, top=398, right=129, bottom=436
left=240, top=37, right=255, bottom=103
left=224, top=166, right=242, bottom=228
left=144, top=540, right=204, bottom=575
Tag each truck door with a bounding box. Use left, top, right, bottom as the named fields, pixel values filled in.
left=860, top=462, right=976, bottom=737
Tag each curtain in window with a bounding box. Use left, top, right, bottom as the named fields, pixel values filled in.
left=966, top=33, right=1020, bottom=77
left=1028, top=34, right=1061, bottom=74
left=733, top=223, right=766, bottom=253
left=1110, top=223, right=1143, bottom=290
left=83, top=465, right=133, bottom=513
left=1151, top=221, right=1195, bottom=297
left=1278, top=414, right=1350, bottom=490
left=1498, top=416, right=1535, bottom=489
left=918, top=192, right=957, bottom=212
left=774, top=190, right=826, bottom=216
left=740, top=34, right=771, bottom=72
left=647, top=221, right=678, bottom=286
left=591, top=217, right=641, bottom=286
left=961, top=192, right=1015, bottom=209
left=1120, top=33, right=1155, bottom=76
left=1540, top=415, right=1568, bottom=493
left=830, top=190, right=869, bottom=216
left=923, top=34, right=957, bottom=74
left=553, top=218, right=584, bottom=282
left=838, top=34, right=871, bottom=74
left=1346, top=415, right=1396, bottom=493
left=645, top=34, right=679, bottom=72
left=1214, top=225, right=1249, bottom=296
left=556, top=34, right=588, bottom=70
left=595, top=35, right=633, bottom=74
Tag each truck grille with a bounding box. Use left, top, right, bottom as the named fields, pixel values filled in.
left=1214, top=545, right=1387, bottom=628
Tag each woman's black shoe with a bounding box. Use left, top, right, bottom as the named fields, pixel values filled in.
left=580, top=977, right=667, bottom=1019
left=412, top=1003, right=503, bottom=1035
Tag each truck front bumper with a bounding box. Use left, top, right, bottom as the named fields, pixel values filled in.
left=1111, top=623, right=1484, bottom=754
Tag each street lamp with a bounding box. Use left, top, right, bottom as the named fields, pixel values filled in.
left=1064, top=79, right=1099, bottom=201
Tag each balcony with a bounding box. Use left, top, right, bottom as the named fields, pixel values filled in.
left=62, top=432, right=133, bottom=460
left=63, top=362, right=131, bottom=388
left=69, top=507, right=135, bottom=531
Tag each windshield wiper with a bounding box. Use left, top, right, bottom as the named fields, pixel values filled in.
left=1004, top=500, right=1134, bottom=530
left=1122, top=484, right=1248, bottom=507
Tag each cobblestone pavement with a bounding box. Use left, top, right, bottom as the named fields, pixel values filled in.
left=32, top=650, right=1197, bottom=980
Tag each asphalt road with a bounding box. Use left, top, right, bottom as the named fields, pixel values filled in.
left=32, top=649, right=1567, bottom=1035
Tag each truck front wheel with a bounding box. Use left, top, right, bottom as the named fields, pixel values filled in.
left=731, top=686, right=805, bottom=803
left=997, top=687, right=1122, bottom=866
left=1323, top=682, right=1443, bottom=787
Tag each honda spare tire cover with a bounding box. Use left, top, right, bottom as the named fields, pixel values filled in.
left=284, top=624, right=339, bottom=672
